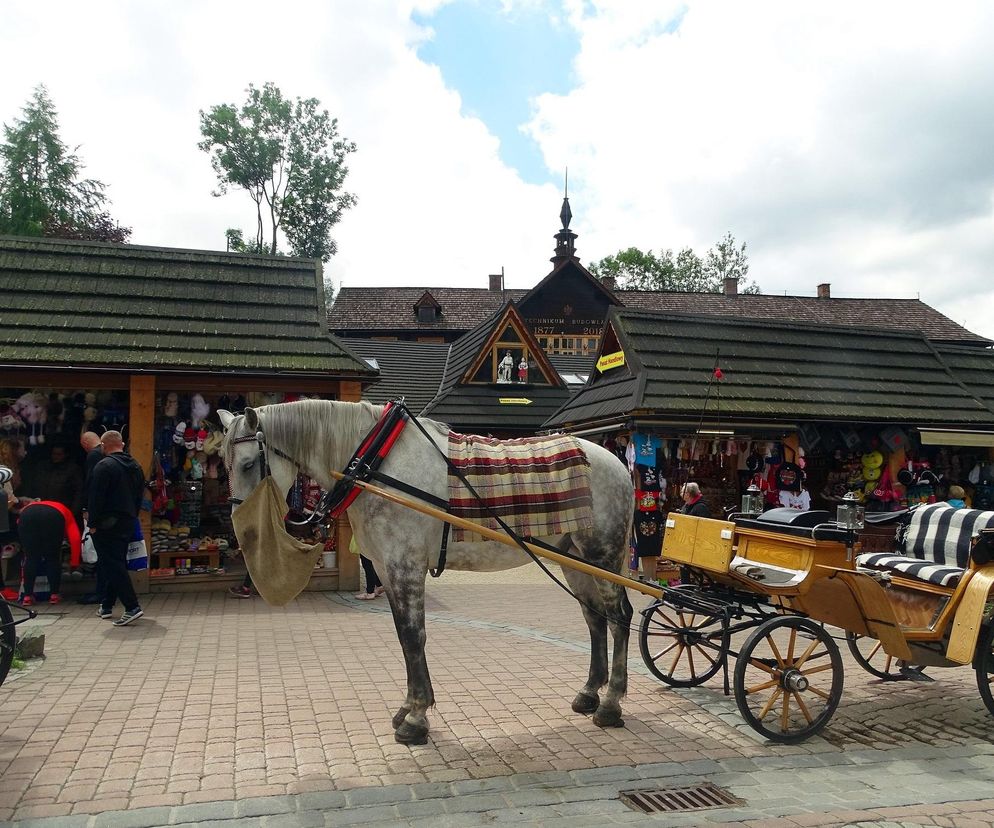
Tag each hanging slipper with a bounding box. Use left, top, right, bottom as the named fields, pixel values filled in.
left=184, top=427, right=196, bottom=450
left=173, top=421, right=187, bottom=445
left=196, top=428, right=208, bottom=451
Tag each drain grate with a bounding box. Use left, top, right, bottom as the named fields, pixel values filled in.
left=619, top=782, right=744, bottom=814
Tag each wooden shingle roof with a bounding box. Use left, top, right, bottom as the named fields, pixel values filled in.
left=544, top=310, right=994, bottom=431
left=0, top=236, right=375, bottom=377
left=328, top=286, right=527, bottom=335
left=617, top=291, right=990, bottom=346
left=344, top=339, right=450, bottom=413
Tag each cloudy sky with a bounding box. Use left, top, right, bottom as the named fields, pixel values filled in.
left=2, top=1, right=994, bottom=339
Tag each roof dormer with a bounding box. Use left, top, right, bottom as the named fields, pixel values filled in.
left=414, top=290, right=442, bottom=324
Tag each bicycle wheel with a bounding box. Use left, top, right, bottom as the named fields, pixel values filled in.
left=0, top=600, right=15, bottom=687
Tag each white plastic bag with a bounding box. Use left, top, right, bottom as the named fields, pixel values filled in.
left=81, top=522, right=98, bottom=565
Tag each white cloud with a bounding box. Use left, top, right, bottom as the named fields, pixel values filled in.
left=1, top=1, right=993, bottom=341
left=527, top=1, right=994, bottom=338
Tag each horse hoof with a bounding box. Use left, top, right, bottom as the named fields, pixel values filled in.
left=395, top=720, right=429, bottom=745
left=392, top=707, right=411, bottom=729
left=593, top=709, right=625, bottom=728
left=571, top=692, right=599, bottom=715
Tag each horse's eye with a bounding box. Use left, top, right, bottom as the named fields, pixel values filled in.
left=242, top=459, right=255, bottom=472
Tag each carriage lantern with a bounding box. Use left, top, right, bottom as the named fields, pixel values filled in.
left=740, top=483, right=764, bottom=516
left=836, top=491, right=865, bottom=531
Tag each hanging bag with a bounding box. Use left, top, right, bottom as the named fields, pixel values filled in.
left=126, top=517, right=148, bottom=571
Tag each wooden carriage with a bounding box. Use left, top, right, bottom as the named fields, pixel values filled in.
left=640, top=505, right=994, bottom=743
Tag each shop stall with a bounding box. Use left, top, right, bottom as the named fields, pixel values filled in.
left=544, top=309, right=994, bottom=576
left=1, top=236, right=377, bottom=597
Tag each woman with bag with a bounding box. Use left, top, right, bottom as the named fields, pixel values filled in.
left=17, top=499, right=82, bottom=605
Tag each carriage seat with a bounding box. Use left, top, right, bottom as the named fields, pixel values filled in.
left=854, top=503, right=994, bottom=588
left=734, top=508, right=851, bottom=543
left=855, top=552, right=964, bottom=588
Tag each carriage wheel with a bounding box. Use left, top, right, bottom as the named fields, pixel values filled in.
left=846, top=633, right=927, bottom=681
left=974, top=623, right=994, bottom=717
left=734, top=616, right=844, bottom=743
left=639, top=600, right=729, bottom=687
left=0, top=600, right=15, bottom=688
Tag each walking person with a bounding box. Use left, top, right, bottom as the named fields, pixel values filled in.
left=88, top=431, right=146, bottom=626
left=78, top=431, right=107, bottom=605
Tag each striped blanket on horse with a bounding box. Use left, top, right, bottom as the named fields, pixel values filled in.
left=447, top=432, right=594, bottom=542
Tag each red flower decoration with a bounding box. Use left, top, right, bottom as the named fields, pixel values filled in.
left=713, top=367, right=724, bottom=380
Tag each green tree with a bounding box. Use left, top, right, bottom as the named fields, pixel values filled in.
left=199, top=82, right=357, bottom=261
left=590, top=232, right=760, bottom=293
left=0, top=85, right=127, bottom=240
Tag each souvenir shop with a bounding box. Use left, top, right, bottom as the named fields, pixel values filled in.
left=598, top=422, right=994, bottom=567
left=1, top=372, right=368, bottom=598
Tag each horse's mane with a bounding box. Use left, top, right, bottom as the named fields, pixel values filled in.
left=255, top=399, right=449, bottom=482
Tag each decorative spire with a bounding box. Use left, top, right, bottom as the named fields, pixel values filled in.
left=551, top=169, right=578, bottom=264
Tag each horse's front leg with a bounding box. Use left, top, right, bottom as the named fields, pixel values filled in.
left=382, top=566, right=434, bottom=745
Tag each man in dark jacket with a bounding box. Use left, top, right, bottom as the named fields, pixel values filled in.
left=77, top=431, right=106, bottom=605
left=88, top=431, right=146, bottom=626
left=680, top=482, right=711, bottom=518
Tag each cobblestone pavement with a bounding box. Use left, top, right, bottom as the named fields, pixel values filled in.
left=3, top=564, right=994, bottom=826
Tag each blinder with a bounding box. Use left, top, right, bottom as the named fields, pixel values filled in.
left=227, top=430, right=270, bottom=505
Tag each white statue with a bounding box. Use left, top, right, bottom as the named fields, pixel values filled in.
left=497, top=351, right=514, bottom=383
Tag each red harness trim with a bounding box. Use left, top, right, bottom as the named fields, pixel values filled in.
left=328, top=403, right=408, bottom=518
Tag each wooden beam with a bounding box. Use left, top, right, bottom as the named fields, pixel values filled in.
left=129, top=375, right=156, bottom=596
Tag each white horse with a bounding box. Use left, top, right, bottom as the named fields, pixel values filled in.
left=220, top=399, right=634, bottom=745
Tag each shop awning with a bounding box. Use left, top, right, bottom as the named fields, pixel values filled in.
left=918, top=429, right=994, bottom=447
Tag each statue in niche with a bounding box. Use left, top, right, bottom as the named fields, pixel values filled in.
left=497, top=350, right=514, bottom=384
left=517, top=357, right=529, bottom=383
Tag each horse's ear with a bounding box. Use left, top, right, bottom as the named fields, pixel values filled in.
left=217, top=410, right=235, bottom=431
left=244, top=407, right=259, bottom=430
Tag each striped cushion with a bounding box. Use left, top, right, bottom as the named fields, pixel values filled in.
left=855, top=552, right=964, bottom=587
left=896, top=503, right=994, bottom=568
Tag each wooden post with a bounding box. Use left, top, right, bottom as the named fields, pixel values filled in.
left=129, top=375, right=156, bottom=595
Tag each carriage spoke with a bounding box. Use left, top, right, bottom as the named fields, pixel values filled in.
left=766, top=636, right=786, bottom=668
left=780, top=689, right=791, bottom=732
left=793, top=637, right=821, bottom=669
left=801, top=663, right=835, bottom=676
left=786, top=628, right=797, bottom=664
left=866, top=640, right=883, bottom=660
left=807, top=685, right=831, bottom=700
left=793, top=690, right=814, bottom=724
left=747, top=657, right=777, bottom=676
left=691, top=644, right=718, bottom=667
left=746, top=678, right=779, bottom=694
left=657, top=610, right=682, bottom=629
left=686, top=644, right=696, bottom=678
left=756, top=687, right=783, bottom=721
left=668, top=644, right=687, bottom=676
left=650, top=640, right=680, bottom=662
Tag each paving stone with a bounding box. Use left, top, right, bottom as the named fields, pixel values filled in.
left=344, top=785, right=412, bottom=807
left=294, top=791, right=347, bottom=811
left=92, top=807, right=175, bottom=828
left=236, top=795, right=295, bottom=817
left=168, top=800, right=239, bottom=824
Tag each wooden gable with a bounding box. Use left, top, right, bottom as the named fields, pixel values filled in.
left=462, top=304, right=563, bottom=388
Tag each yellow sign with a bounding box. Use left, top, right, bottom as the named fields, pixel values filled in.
left=498, top=398, right=532, bottom=405
left=597, top=350, right=625, bottom=372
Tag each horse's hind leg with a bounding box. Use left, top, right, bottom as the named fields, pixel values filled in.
left=382, top=567, right=434, bottom=745
left=592, top=580, right=632, bottom=729
left=562, top=568, right=609, bottom=716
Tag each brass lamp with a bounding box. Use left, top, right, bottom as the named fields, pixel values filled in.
left=741, top=483, right=764, bottom=516
left=836, top=491, right=865, bottom=531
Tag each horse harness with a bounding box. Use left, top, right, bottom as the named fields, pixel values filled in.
left=228, top=401, right=454, bottom=576
left=228, top=399, right=621, bottom=600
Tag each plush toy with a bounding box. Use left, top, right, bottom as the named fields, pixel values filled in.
left=163, top=392, right=179, bottom=419
left=13, top=391, right=47, bottom=445
left=0, top=402, right=25, bottom=434
left=82, top=392, right=98, bottom=430
left=191, top=394, right=210, bottom=427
